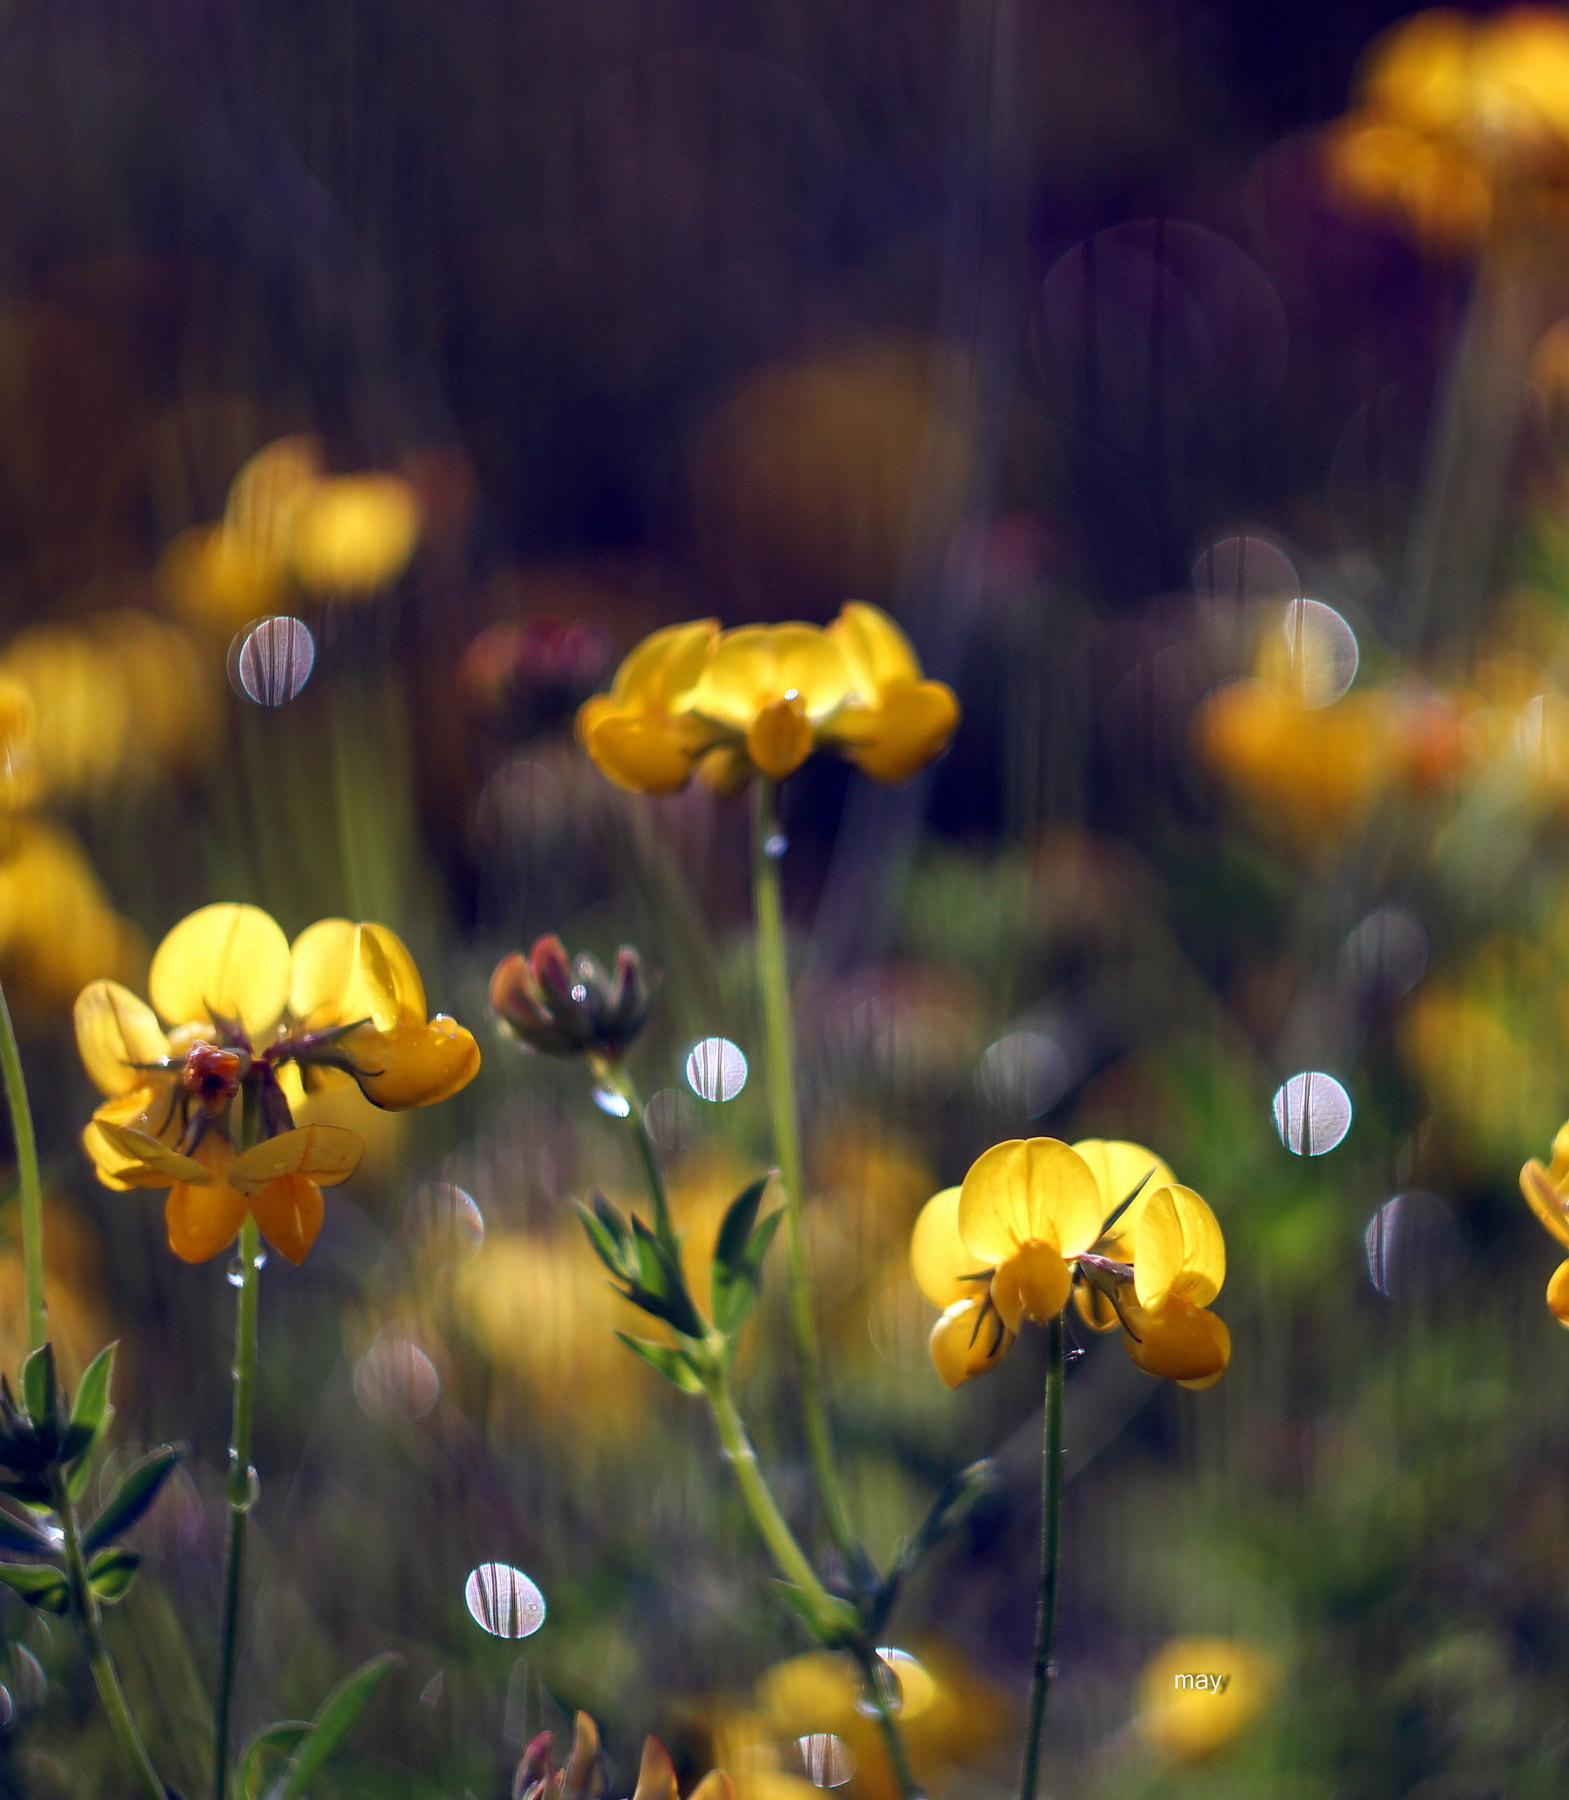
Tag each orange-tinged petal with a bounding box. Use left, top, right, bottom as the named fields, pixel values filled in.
left=93, top=1123, right=209, bottom=1187
left=631, top=1738, right=679, bottom=1800
left=351, top=1015, right=480, bottom=1108
left=228, top=1124, right=362, bottom=1193
left=957, top=1138, right=1103, bottom=1264
left=1522, top=1157, right=1569, bottom=1250
left=74, top=980, right=171, bottom=1097
left=990, top=1241, right=1071, bottom=1331
left=248, top=1173, right=325, bottom=1263
left=910, top=1186, right=972, bottom=1309
left=746, top=700, right=814, bottom=780
left=1359, top=10, right=1473, bottom=128
left=1120, top=1296, right=1230, bottom=1386
left=1072, top=1138, right=1176, bottom=1258
left=1073, top=1279, right=1120, bottom=1332
left=841, top=680, right=959, bottom=783
left=1548, top=1258, right=1569, bottom=1326
left=359, top=924, right=427, bottom=1022
left=83, top=1085, right=184, bottom=1190
left=929, top=1296, right=1014, bottom=1388
left=586, top=714, right=702, bottom=793
left=165, top=1172, right=250, bottom=1264
left=687, top=1776, right=737, bottom=1800
left=1134, top=1184, right=1226, bottom=1311
left=149, top=903, right=291, bottom=1038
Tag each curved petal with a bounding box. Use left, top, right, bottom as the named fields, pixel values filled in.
left=990, top=1242, right=1071, bottom=1331
left=1120, top=1296, right=1230, bottom=1386
left=1549, top=1259, right=1569, bottom=1327
left=687, top=1776, right=737, bottom=1800
left=630, top=1737, right=680, bottom=1800
left=1134, top=1185, right=1226, bottom=1311
left=165, top=1173, right=249, bottom=1264
left=1072, top=1139, right=1177, bottom=1259
left=842, top=682, right=960, bottom=784
left=828, top=601, right=922, bottom=693
left=83, top=1085, right=184, bottom=1190
left=74, top=980, right=171, bottom=1097
left=149, top=903, right=290, bottom=1039
left=1522, top=1158, right=1569, bottom=1251
left=928, top=1296, right=1014, bottom=1389
left=94, top=1122, right=209, bottom=1188
left=228, top=1125, right=363, bottom=1193
left=746, top=700, right=814, bottom=780
left=585, top=714, right=701, bottom=794
left=359, top=924, right=427, bottom=1024
left=688, top=626, right=777, bottom=727
left=769, top=624, right=854, bottom=723
left=611, top=619, right=717, bottom=708
left=248, top=1173, right=325, bottom=1264
left=909, top=1187, right=972, bottom=1309
left=1073, top=1279, right=1120, bottom=1333
left=288, top=918, right=359, bottom=1030
left=957, top=1138, right=1103, bottom=1264
left=351, top=1015, right=480, bottom=1109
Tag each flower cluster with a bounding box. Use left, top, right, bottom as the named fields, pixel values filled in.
left=575, top=603, right=960, bottom=795
left=911, top=1138, right=1229, bottom=1389
left=514, top=1710, right=733, bottom=1800
left=75, top=903, right=479, bottom=1264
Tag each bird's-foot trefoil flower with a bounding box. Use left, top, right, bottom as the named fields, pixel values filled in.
left=74, top=903, right=480, bottom=1264
left=489, top=935, right=650, bottom=1060
left=1519, top=1119, right=1569, bottom=1322
left=910, top=1137, right=1230, bottom=1390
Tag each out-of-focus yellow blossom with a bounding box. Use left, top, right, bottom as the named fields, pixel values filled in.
left=0, top=678, right=37, bottom=809
left=74, top=904, right=478, bottom=1263
left=1519, top=1120, right=1569, bottom=1323
left=0, top=1198, right=111, bottom=1385
left=285, top=473, right=422, bottom=596
left=158, top=523, right=293, bottom=632
left=0, top=819, right=143, bottom=1011
left=1322, top=7, right=1569, bottom=250
left=1135, top=1635, right=1280, bottom=1761
left=576, top=604, right=958, bottom=795
left=911, top=1138, right=1229, bottom=1390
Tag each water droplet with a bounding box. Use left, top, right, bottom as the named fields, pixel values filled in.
left=644, top=1087, right=701, bottom=1154
left=685, top=1037, right=748, bottom=1103
left=591, top=1084, right=631, bottom=1118
left=1192, top=533, right=1298, bottom=605
left=1272, top=1071, right=1352, bottom=1156
left=465, top=1563, right=546, bottom=1639
left=410, top=1183, right=485, bottom=1260
left=974, top=1030, right=1070, bottom=1119
left=796, top=1732, right=856, bottom=1787
left=569, top=983, right=588, bottom=1002
left=226, top=1456, right=260, bottom=1512
left=252, top=1248, right=267, bottom=1273
left=764, top=832, right=789, bottom=858
left=852, top=1648, right=937, bottom=1721
left=226, top=1256, right=245, bottom=1289
left=231, top=616, right=315, bottom=706
left=1365, top=1192, right=1456, bottom=1299
left=354, top=1333, right=441, bottom=1422
left=1280, top=597, right=1358, bottom=708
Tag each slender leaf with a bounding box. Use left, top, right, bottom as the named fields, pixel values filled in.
left=712, top=1204, right=784, bottom=1337
left=572, top=1199, right=631, bottom=1281
left=0, top=1562, right=70, bottom=1613
left=60, top=1343, right=117, bottom=1465
left=20, top=1346, right=57, bottom=1433
left=265, top=1651, right=401, bottom=1800
left=613, top=1334, right=704, bottom=1395
left=768, top=1580, right=857, bottom=1646
left=592, top=1192, right=631, bottom=1254
left=241, top=1724, right=311, bottom=1800
left=629, top=1219, right=704, bottom=1338
left=0, top=1507, right=53, bottom=1556
left=86, top=1545, right=140, bottom=1603
left=713, top=1175, right=772, bottom=1274
left=82, top=1445, right=182, bottom=1554
left=0, top=1476, right=51, bottom=1508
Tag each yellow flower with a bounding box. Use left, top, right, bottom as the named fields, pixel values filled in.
left=910, top=1138, right=1229, bottom=1390
left=1520, top=1120, right=1569, bottom=1323
left=74, top=903, right=479, bottom=1264
left=1135, top=1635, right=1279, bottom=1762
left=576, top=604, right=958, bottom=794
left=285, top=473, right=422, bottom=597
left=575, top=619, right=719, bottom=793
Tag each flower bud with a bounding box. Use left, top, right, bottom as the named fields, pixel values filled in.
left=490, top=936, right=651, bottom=1060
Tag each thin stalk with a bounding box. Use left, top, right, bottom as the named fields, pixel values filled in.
left=0, top=979, right=45, bottom=1351
left=590, top=1059, right=675, bottom=1252
left=851, top=1643, right=924, bottom=1800
left=748, top=778, right=855, bottom=1559
left=1017, top=1313, right=1066, bottom=1800
left=214, top=1213, right=262, bottom=1800
left=50, top=1467, right=167, bottom=1800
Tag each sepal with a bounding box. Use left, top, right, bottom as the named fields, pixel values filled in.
left=82, top=1444, right=183, bottom=1554
left=613, top=1335, right=705, bottom=1395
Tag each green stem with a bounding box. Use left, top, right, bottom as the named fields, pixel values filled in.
left=50, top=1468, right=167, bottom=1800
left=748, top=778, right=855, bottom=1560
left=214, top=1213, right=262, bottom=1800
left=852, top=1644, right=924, bottom=1800
left=0, top=979, right=45, bottom=1352
left=1018, top=1313, right=1066, bottom=1800
left=590, top=1059, right=675, bottom=1252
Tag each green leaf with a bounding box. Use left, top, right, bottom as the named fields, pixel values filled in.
left=241, top=1724, right=311, bottom=1800
left=264, top=1651, right=400, bottom=1800
left=573, top=1198, right=632, bottom=1281
left=82, top=1445, right=182, bottom=1555
left=0, top=1506, right=53, bottom=1556
left=713, top=1174, right=772, bottom=1274
left=20, top=1345, right=58, bottom=1433
left=0, top=1561, right=70, bottom=1613
left=627, top=1219, right=704, bottom=1339
left=59, top=1343, right=117, bottom=1465
left=0, top=1476, right=52, bottom=1508
left=613, top=1334, right=704, bottom=1395
left=711, top=1200, right=784, bottom=1337
left=877, top=1457, right=999, bottom=1629
left=86, top=1545, right=140, bottom=1604
left=769, top=1580, right=858, bottom=1647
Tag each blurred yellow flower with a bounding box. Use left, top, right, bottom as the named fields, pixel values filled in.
left=285, top=473, right=422, bottom=597
left=1520, top=1120, right=1569, bottom=1323
left=74, top=903, right=478, bottom=1263
left=576, top=604, right=958, bottom=794
left=1135, top=1635, right=1279, bottom=1761
left=1322, top=6, right=1569, bottom=249
left=910, top=1138, right=1229, bottom=1390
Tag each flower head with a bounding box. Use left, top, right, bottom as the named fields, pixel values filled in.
left=514, top=1711, right=733, bottom=1800
left=489, top=935, right=649, bottom=1060
left=1135, top=1635, right=1279, bottom=1762
left=74, top=904, right=479, bottom=1264
left=575, top=604, right=959, bottom=795
left=1520, top=1120, right=1569, bottom=1322
left=910, top=1137, right=1229, bottom=1390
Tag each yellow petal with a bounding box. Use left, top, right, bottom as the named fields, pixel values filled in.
left=957, top=1138, right=1103, bottom=1264
left=165, top=1172, right=249, bottom=1264
left=1073, top=1279, right=1120, bottom=1332
left=746, top=699, right=814, bottom=780
left=93, top=1123, right=209, bottom=1188
left=149, top=903, right=291, bottom=1039
left=990, top=1242, right=1071, bottom=1331
left=609, top=619, right=717, bottom=709
left=1134, top=1185, right=1226, bottom=1312
left=247, top=1173, right=325, bottom=1263
left=1549, top=1259, right=1569, bottom=1327
left=1521, top=1158, right=1569, bottom=1251
left=288, top=918, right=360, bottom=1029
left=909, top=1187, right=972, bottom=1309
left=1120, top=1296, right=1230, bottom=1386
left=768, top=624, right=854, bottom=723
left=74, top=980, right=171, bottom=1097
left=286, top=473, right=422, bottom=596
left=1071, top=1138, right=1176, bottom=1259
left=829, top=600, right=922, bottom=692
left=228, top=1125, right=363, bottom=1193
left=929, top=1296, right=1014, bottom=1388
left=82, top=1086, right=184, bottom=1190
left=350, top=1015, right=480, bottom=1109
left=840, top=680, right=959, bottom=784
left=687, top=1776, right=737, bottom=1800
left=630, top=1738, right=679, bottom=1800
left=585, top=714, right=701, bottom=793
